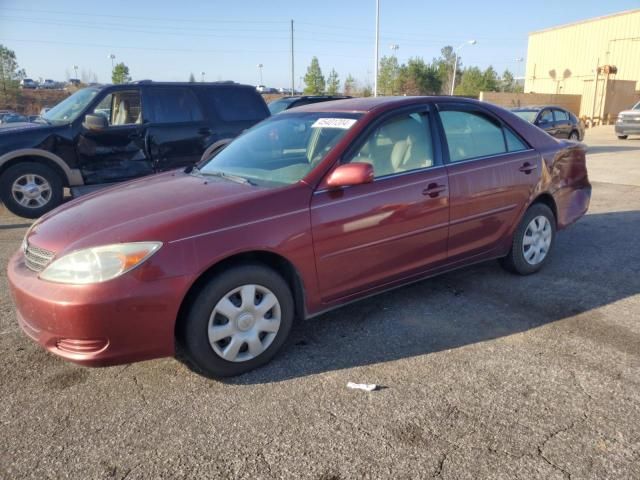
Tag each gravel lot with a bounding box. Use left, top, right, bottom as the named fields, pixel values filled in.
left=1, top=126, right=639, bottom=479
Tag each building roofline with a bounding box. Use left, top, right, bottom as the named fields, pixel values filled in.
left=529, top=8, right=640, bottom=36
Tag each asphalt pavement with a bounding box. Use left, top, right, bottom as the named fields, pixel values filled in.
left=1, top=126, right=639, bottom=479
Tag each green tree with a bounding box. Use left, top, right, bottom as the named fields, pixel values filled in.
left=397, top=57, right=442, bottom=95
left=378, top=55, right=400, bottom=95
left=344, top=74, right=357, bottom=96
left=360, top=84, right=373, bottom=97
left=501, top=69, right=515, bottom=92
left=433, top=45, right=458, bottom=94
left=112, top=62, right=131, bottom=84
left=482, top=66, right=499, bottom=92
left=453, top=67, right=484, bottom=96
left=303, top=57, right=325, bottom=94
left=0, top=44, right=26, bottom=103
left=188, top=72, right=196, bottom=83
left=326, top=68, right=340, bottom=95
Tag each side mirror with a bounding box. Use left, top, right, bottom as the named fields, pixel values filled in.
left=83, top=113, right=108, bottom=131
left=326, top=162, right=374, bottom=189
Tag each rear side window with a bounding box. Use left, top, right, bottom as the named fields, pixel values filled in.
left=439, top=110, right=506, bottom=162
left=554, top=109, right=569, bottom=121
left=539, top=109, right=553, bottom=123
left=439, top=108, right=528, bottom=162
left=204, top=87, right=267, bottom=122
left=147, top=87, right=203, bottom=123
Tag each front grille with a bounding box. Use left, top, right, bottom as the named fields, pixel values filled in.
left=24, top=242, right=55, bottom=273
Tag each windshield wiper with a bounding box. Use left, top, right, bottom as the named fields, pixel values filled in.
left=201, top=170, right=256, bottom=186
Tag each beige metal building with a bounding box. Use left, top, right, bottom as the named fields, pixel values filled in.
left=524, top=9, right=640, bottom=122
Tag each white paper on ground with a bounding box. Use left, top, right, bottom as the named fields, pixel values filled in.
left=346, top=382, right=378, bottom=392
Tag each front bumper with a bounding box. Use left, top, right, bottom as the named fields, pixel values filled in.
left=7, top=250, right=190, bottom=367
left=615, top=123, right=640, bottom=135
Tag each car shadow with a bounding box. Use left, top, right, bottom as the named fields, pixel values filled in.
left=227, top=210, right=640, bottom=385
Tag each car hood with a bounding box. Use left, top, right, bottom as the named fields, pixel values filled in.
left=27, top=171, right=280, bottom=255
left=0, top=122, right=45, bottom=132
left=619, top=110, right=640, bottom=117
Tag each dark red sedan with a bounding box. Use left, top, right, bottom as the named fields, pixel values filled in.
left=8, top=97, right=591, bottom=377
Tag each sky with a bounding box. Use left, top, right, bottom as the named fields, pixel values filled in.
left=1, top=0, right=638, bottom=89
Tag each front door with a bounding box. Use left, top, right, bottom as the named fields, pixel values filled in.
left=436, top=103, right=541, bottom=261
left=76, top=88, right=153, bottom=184
left=144, top=86, right=211, bottom=172
left=552, top=108, right=572, bottom=138
left=311, top=108, right=450, bottom=302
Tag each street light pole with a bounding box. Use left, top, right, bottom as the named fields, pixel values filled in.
left=257, top=63, right=263, bottom=86
left=73, top=65, right=78, bottom=79
left=450, top=40, right=477, bottom=95
left=108, top=54, right=116, bottom=80
left=201, top=71, right=206, bottom=82
left=374, top=0, right=380, bottom=97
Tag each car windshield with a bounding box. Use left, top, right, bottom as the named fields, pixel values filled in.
left=633, top=102, right=640, bottom=111
left=268, top=98, right=297, bottom=115
left=42, top=88, right=100, bottom=124
left=200, top=112, right=361, bottom=186
left=512, top=110, right=539, bottom=123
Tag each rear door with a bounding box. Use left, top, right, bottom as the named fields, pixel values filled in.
left=311, top=107, right=450, bottom=302
left=144, top=86, right=210, bottom=172
left=436, top=103, right=541, bottom=261
left=76, top=88, right=153, bottom=184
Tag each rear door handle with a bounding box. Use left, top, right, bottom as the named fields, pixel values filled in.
left=422, top=183, right=447, bottom=198
left=198, top=127, right=212, bottom=135
left=519, top=163, right=537, bottom=174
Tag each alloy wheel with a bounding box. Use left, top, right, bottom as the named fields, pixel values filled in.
left=11, top=174, right=52, bottom=209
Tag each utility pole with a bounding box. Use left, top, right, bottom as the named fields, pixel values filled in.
left=374, top=0, right=380, bottom=97
left=290, top=20, right=295, bottom=95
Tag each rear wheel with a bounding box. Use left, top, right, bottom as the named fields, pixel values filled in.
left=569, top=131, right=579, bottom=140
left=177, top=264, right=294, bottom=378
left=501, top=203, right=556, bottom=275
left=0, top=162, right=63, bottom=218
left=617, top=135, right=628, bottom=140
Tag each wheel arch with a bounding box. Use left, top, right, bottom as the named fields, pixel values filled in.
left=174, top=250, right=307, bottom=337
left=531, top=192, right=558, bottom=225
left=0, top=149, right=83, bottom=187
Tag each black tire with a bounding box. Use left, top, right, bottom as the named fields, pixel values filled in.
left=500, top=203, right=556, bottom=275
left=569, top=131, right=579, bottom=140
left=617, top=135, right=628, bottom=140
left=0, top=162, right=63, bottom=219
left=177, top=264, right=294, bottom=378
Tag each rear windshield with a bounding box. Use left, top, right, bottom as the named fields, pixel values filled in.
left=511, top=110, right=538, bottom=123
left=203, top=87, right=268, bottom=122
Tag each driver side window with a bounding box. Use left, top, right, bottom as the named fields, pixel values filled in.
left=539, top=109, right=553, bottom=123
left=91, top=90, right=142, bottom=126
left=348, top=112, right=434, bottom=178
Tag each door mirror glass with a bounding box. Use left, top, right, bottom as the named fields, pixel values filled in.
left=83, top=113, right=108, bottom=131
left=326, top=162, right=374, bottom=188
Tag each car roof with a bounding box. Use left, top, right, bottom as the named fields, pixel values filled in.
left=100, top=81, right=257, bottom=90
left=512, top=105, right=569, bottom=111
left=285, top=95, right=479, bottom=114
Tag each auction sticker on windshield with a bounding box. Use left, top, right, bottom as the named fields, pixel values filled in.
left=312, top=118, right=357, bottom=129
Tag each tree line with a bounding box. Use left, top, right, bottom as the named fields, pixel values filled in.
left=303, top=46, right=523, bottom=97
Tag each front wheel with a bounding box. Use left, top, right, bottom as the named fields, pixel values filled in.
left=177, top=264, right=294, bottom=378
left=617, top=135, right=628, bottom=140
left=569, top=131, right=580, bottom=140
left=0, top=162, right=63, bottom=218
left=500, top=203, right=556, bottom=275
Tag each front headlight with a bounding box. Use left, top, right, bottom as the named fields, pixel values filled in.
left=40, top=242, right=162, bottom=284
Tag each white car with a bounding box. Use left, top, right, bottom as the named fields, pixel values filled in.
left=615, top=101, right=640, bottom=139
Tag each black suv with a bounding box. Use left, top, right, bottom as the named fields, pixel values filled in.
left=0, top=81, right=269, bottom=218
left=268, top=95, right=351, bottom=115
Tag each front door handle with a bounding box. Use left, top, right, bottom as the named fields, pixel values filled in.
left=519, top=162, right=537, bottom=174
left=422, top=183, right=447, bottom=198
